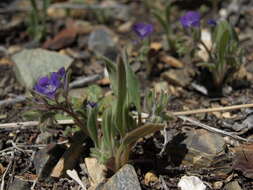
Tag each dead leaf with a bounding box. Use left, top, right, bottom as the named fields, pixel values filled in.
left=67, top=169, right=86, bottom=190
left=66, top=19, right=93, bottom=35
left=0, top=164, right=5, bottom=175
left=150, top=42, right=162, bottom=51
left=97, top=77, right=110, bottom=85
left=43, top=28, right=77, bottom=50
left=51, top=158, right=64, bottom=178
left=160, top=54, right=184, bottom=68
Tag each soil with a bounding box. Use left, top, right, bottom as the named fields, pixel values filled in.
left=1, top=0, right=253, bottom=189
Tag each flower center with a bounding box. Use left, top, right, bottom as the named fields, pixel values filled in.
left=44, top=84, right=57, bottom=93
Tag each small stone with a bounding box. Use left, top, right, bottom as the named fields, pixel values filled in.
left=47, top=7, right=67, bottom=19
left=213, top=181, right=223, bottom=189
left=224, top=181, right=242, bottom=190
left=12, top=49, right=73, bottom=89
left=7, top=177, right=30, bottom=190
left=96, top=164, right=141, bottom=190
left=85, top=158, right=107, bottom=187
left=35, top=131, right=53, bottom=144
left=144, top=172, right=159, bottom=185
left=117, top=21, right=133, bottom=33
left=88, top=27, right=118, bottom=60
left=100, top=1, right=131, bottom=21
left=178, top=175, right=206, bottom=190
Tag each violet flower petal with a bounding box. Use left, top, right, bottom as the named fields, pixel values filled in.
left=180, top=11, right=201, bottom=28
left=57, top=67, right=66, bottom=78
left=207, top=19, right=217, bottom=26
left=133, top=23, right=154, bottom=39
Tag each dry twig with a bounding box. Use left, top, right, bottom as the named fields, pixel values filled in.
left=178, top=115, right=251, bottom=142
left=1, top=103, right=253, bottom=142
left=0, top=152, right=14, bottom=190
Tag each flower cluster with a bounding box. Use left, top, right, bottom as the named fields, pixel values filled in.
left=34, top=67, right=66, bottom=99
left=180, top=11, right=217, bottom=28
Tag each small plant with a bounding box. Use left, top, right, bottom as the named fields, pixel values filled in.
left=27, top=0, right=51, bottom=41
left=199, top=20, right=243, bottom=91
left=180, top=11, right=243, bottom=94
left=31, top=50, right=170, bottom=172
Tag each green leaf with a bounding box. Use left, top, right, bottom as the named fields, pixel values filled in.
left=144, top=90, right=154, bottom=113
left=86, top=84, right=103, bottom=102
left=217, top=29, right=230, bottom=60
left=102, top=107, right=114, bottom=148
left=115, top=56, right=127, bottom=136
left=122, top=50, right=141, bottom=113
left=165, top=2, right=171, bottom=22
left=152, top=10, right=169, bottom=33
left=87, top=107, right=99, bottom=148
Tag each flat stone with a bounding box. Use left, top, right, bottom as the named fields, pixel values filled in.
left=96, top=164, right=141, bottom=190
left=12, top=48, right=73, bottom=89
left=88, top=27, right=118, bottom=60
left=99, top=1, right=131, bottom=21
left=168, top=129, right=226, bottom=167
left=7, top=177, right=30, bottom=190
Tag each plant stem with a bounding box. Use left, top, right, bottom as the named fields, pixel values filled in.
left=50, top=105, right=88, bottom=135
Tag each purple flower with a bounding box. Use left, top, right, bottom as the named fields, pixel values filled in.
left=132, top=23, right=153, bottom=39
left=180, top=11, right=201, bottom=28
left=57, top=67, right=66, bottom=78
left=87, top=101, right=97, bottom=108
left=34, top=67, right=66, bottom=99
left=207, top=19, right=217, bottom=26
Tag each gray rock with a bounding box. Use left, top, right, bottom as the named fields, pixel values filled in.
left=88, top=27, right=118, bottom=60
left=12, top=48, right=73, bottom=89
left=35, top=131, right=53, bottom=144
left=97, top=164, right=141, bottom=190
left=224, top=181, right=242, bottom=190
left=168, top=129, right=226, bottom=167
left=7, top=177, right=30, bottom=190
